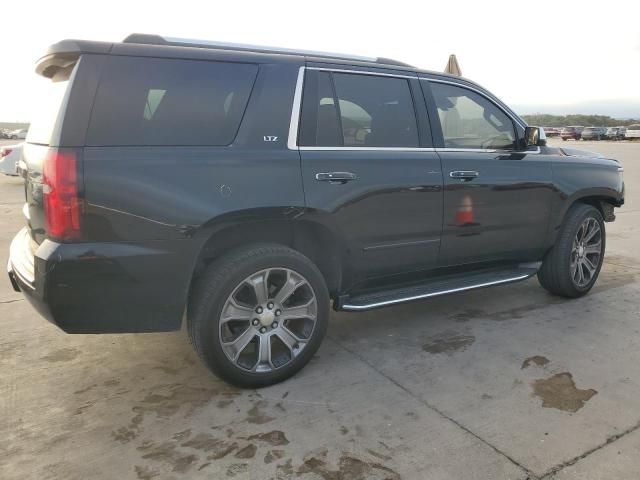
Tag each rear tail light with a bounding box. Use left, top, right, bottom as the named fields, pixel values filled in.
left=0, top=148, right=12, bottom=158
left=43, top=149, right=82, bottom=241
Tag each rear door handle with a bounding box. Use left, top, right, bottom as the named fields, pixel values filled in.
left=449, top=170, right=479, bottom=180
left=315, top=172, right=357, bottom=184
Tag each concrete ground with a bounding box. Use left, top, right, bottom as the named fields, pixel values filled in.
left=1, top=139, right=639, bottom=480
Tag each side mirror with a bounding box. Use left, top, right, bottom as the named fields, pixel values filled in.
left=524, top=126, right=546, bottom=147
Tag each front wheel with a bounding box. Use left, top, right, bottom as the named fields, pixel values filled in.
left=188, top=244, right=329, bottom=388
left=538, top=204, right=605, bottom=297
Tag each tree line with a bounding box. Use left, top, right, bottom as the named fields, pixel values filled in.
left=520, top=114, right=640, bottom=128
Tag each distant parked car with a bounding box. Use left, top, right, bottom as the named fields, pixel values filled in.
left=581, top=127, right=606, bottom=141
left=561, top=126, right=584, bottom=141
left=0, top=143, right=22, bottom=176
left=543, top=127, right=560, bottom=137
left=1, top=129, right=11, bottom=139
left=8, top=129, right=28, bottom=140
left=605, top=127, right=626, bottom=140
left=625, top=124, right=640, bottom=140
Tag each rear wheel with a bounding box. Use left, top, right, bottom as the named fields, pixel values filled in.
left=188, top=244, right=329, bottom=388
left=538, top=204, right=605, bottom=297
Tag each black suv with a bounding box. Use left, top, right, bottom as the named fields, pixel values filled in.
left=8, top=35, right=625, bottom=387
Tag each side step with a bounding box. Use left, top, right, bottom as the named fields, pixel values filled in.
left=339, top=265, right=540, bottom=311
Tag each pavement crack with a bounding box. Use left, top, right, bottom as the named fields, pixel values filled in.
left=539, top=419, right=640, bottom=479
left=327, top=336, right=538, bottom=480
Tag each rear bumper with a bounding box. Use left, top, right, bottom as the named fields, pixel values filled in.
left=8, top=228, right=193, bottom=333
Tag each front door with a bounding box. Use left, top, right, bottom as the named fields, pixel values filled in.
left=423, top=80, right=553, bottom=266
left=296, top=66, right=443, bottom=281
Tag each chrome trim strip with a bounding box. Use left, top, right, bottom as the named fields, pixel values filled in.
left=287, top=66, right=305, bottom=150
left=307, top=66, right=416, bottom=80
left=422, top=78, right=527, bottom=129
left=437, top=148, right=498, bottom=153
left=299, top=146, right=436, bottom=152
left=341, top=273, right=534, bottom=311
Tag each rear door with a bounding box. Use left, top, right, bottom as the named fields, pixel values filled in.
left=296, top=65, right=443, bottom=280
left=421, top=78, right=553, bottom=266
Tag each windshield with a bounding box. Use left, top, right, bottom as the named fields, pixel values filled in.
left=26, top=62, right=78, bottom=145
left=628, top=125, right=640, bottom=131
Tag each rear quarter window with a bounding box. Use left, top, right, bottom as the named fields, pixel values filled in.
left=26, top=62, right=78, bottom=145
left=86, top=56, right=258, bottom=146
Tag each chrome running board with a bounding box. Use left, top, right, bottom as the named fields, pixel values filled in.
left=339, top=264, right=540, bottom=311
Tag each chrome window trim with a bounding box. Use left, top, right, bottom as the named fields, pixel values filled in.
left=286, top=68, right=538, bottom=153
left=422, top=78, right=527, bottom=129
left=437, top=148, right=498, bottom=153
left=287, top=66, right=421, bottom=150
left=299, top=146, right=436, bottom=152
left=287, top=66, right=305, bottom=150
left=307, top=66, right=416, bottom=80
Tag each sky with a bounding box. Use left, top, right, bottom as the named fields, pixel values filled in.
left=1, top=0, right=639, bottom=121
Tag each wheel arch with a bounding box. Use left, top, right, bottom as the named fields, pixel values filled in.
left=188, top=208, right=346, bottom=300
left=548, top=189, right=620, bottom=246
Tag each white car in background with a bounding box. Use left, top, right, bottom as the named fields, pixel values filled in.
left=626, top=124, right=640, bottom=140
left=0, top=143, right=22, bottom=176
left=7, top=129, right=27, bottom=140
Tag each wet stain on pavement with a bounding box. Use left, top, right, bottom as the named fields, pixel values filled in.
left=153, top=365, right=182, bottom=375
left=422, top=331, right=475, bottom=355
left=264, top=449, right=286, bottom=464
left=450, top=308, right=486, bottom=323
left=73, top=384, right=98, bottom=395
left=297, top=452, right=401, bottom=480
left=522, top=355, right=550, bottom=369
left=226, top=463, right=248, bottom=477
left=276, top=459, right=294, bottom=476
left=137, top=441, right=198, bottom=473
left=134, top=465, right=159, bottom=480
left=245, top=400, right=275, bottom=424
left=41, top=347, right=81, bottom=362
left=246, top=430, right=289, bottom=446
left=180, top=432, right=239, bottom=460
left=234, top=443, right=257, bottom=459
left=110, top=383, right=239, bottom=445
left=531, top=372, right=597, bottom=412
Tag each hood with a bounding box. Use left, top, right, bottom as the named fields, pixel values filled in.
left=560, top=147, right=605, bottom=159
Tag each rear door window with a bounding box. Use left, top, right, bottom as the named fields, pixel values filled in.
left=299, top=70, right=419, bottom=148
left=87, top=57, right=258, bottom=146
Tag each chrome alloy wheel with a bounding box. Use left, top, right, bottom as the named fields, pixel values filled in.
left=219, top=268, right=318, bottom=372
left=571, top=217, right=602, bottom=288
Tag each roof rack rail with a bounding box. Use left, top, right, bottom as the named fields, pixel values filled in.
left=123, top=34, right=413, bottom=68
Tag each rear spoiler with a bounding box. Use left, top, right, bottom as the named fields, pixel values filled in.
left=35, top=39, right=112, bottom=78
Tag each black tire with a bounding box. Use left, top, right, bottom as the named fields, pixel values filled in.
left=562, top=137, right=567, bottom=141
left=187, top=243, right=329, bottom=388
left=537, top=204, right=605, bottom=298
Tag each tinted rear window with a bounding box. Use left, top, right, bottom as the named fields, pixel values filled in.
left=26, top=62, right=77, bottom=145
left=87, top=56, right=258, bottom=146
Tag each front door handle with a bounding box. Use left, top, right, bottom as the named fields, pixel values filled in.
left=315, top=172, right=357, bottom=184
left=449, top=170, right=479, bottom=181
